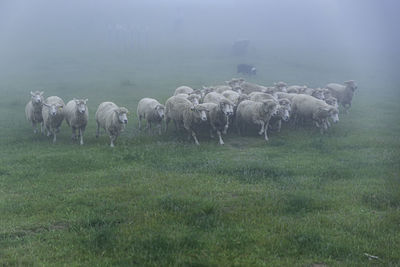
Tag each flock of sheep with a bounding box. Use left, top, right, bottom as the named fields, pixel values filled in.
left=25, top=78, right=357, bottom=147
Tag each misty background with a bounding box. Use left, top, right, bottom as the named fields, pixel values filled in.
left=0, top=0, right=399, bottom=94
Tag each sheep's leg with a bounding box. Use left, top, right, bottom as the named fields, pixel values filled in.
left=32, top=122, right=37, bottom=134
left=165, top=117, right=170, bottom=132
left=40, top=122, right=44, bottom=134
left=138, top=116, right=142, bottom=131
left=236, top=118, right=242, bottom=135
left=79, top=128, right=84, bottom=145
left=264, top=121, right=270, bottom=141
left=277, top=120, right=282, bottom=132
left=53, top=131, right=57, bottom=143
left=110, top=135, right=116, bottom=147
left=71, top=127, right=77, bottom=140
left=209, top=128, right=215, bottom=138
left=96, top=122, right=100, bottom=138
left=46, top=126, right=51, bottom=137
left=223, top=115, right=229, bottom=134
left=158, top=122, right=162, bottom=135
left=258, top=121, right=265, bottom=135
left=217, top=130, right=224, bottom=145
left=191, top=130, right=200, bottom=145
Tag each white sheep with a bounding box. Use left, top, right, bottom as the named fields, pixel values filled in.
left=325, top=80, right=357, bottom=112
left=249, top=92, right=277, bottom=102
left=42, top=96, right=65, bottom=143
left=25, top=91, right=45, bottom=134
left=291, top=94, right=339, bottom=133
left=222, top=90, right=249, bottom=106
left=175, top=93, right=201, bottom=105
left=174, top=86, right=194, bottom=96
left=236, top=99, right=278, bottom=141
left=273, top=81, right=288, bottom=92
left=137, top=98, right=165, bottom=135
left=95, top=102, right=129, bottom=147
left=64, top=98, right=89, bottom=145
left=182, top=103, right=209, bottom=145
left=165, top=96, right=191, bottom=131
left=287, top=85, right=307, bottom=94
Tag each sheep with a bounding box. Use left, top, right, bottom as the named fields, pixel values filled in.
left=222, top=90, right=249, bottom=106
left=203, top=92, right=234, bottom=134
left=42, top=96, right=65, bottom=143
left=236, top=99, right=278, bottom=141
left=249, top=92, right=291, bottom=132
left=287, top=85, right=307, bottom=94
left=324, top=96, right=338, bottom=109
left=175, top=93, right=201, bottom=105
left=249, top=92, right=277, bottom=102
left=137, top=98, right=165, bottom=135
left=273, top=81, right=288, bottom=92
left=291, top=94, right=339, bottom=134
left=25, top=91, right=44, bottom=134
left=95, top=102, right=129, bottom=147
left=225, top=78, right=245, bottom=91
left=200, top=102, right=230, bottom=145
left=174, top=86, right=194, bottom=96
left=64, top=98, right=89, bottom=145
left=299, top=87, right=325, bottom=100
left=165, top=96, right=192, bottom=131
left=325, top=80, right=357, bottom=112
left=276, top=92, right=298, bottom=102
left=239, top=81, right=270, bottom=95
left=182, top=103, right=209, bottom=145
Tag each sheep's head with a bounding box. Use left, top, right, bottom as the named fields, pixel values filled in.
left=219, top=99, right=234, bottom=116
left=74, top=98, right=88, bottom=114
left=43, top=102, right=63, bottom=116
left=278, top=98, right=291, bottom=121
left=262, top=100, right=278, bottom=116
left=191, top=105, right=208, bottom=121
left=187, top=94, right=200, bottom=105
left=344, top=80, right=357, bottom=91
left=155, top=104, right=165, bottom=119
left=329, top=107, right=339, bottom=123
left=274, top=81, right=288, bottom=92
left=30, top=91, right=44, bottom=105
left=115, top=107, right=129, bottom=124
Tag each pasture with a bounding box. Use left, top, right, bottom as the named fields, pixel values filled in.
left=0, top=46, right=399, bottom=266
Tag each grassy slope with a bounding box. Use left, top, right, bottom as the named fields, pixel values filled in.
left=0, top=47, right=399, bottom=266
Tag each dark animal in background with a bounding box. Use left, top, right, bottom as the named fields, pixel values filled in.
left=232, top=39, right=250, bottom=56
left=237, top=64, right=256, bottom=76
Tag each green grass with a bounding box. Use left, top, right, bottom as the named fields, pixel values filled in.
left=0, top=46, right=399, bottom=266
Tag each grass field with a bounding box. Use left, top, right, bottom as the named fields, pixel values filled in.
left=0, top=46, right=399, bottom=266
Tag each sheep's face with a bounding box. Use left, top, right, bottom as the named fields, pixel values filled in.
left=155, top=105, right=165, bottom=119
left=74, top=99, right=88, bottom=114
left=44, top=103, right=63, bottom=116
left=263, top=100, right=278, bottom=116
left=344, top=80, right=357, bottom=91
left=191, top=106, right=208, bottom=121
left=329, top=108, right=339, bottom=123
left=116, top=108, right=128, bottom=124
left=322, top=89, right=332, bottom=99
left=275, top=105, right=290, bottom=121
left=30, top=91, right=44, bottom=105
left=220, top=102, right=234, bottom=116
left=188, top=95, right=200, bottom=105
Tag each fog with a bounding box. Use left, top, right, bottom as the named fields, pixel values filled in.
left=0, top=0, right=399, bottom=90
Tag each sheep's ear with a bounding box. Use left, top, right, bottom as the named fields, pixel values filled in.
left=40, top=91, right=44, bottom=96
left=30, top=91, right=35, bottom=96
left=84, top=99, right=88, bottom=103
left=114, top=109, right=119, bottom=114
left=43, top=103, right=50, bottom=107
